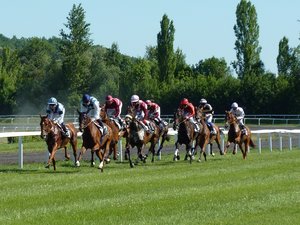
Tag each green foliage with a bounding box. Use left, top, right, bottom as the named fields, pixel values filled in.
left=194, top=57, right=231, bottom=78
left=157, top=14, right=176, bottom=83
left=60, top=3, right=93, bottom=108
left=233, top=0, right=263, bottom=78
left=1, top=3, right=300, bottom=116
left=0, top=48, right=19, bottom=114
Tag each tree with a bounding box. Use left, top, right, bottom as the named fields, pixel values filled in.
left=194, top=57, right=231, bottom=79
left=157, top=14, right=176, bottom=83
left=60, top=3, right=93, bottom=109
left=277, top=37, right=293, bottom=76
left=0, top=48, right=20, bottom=114
left=232, top=0, right=264, bottom=78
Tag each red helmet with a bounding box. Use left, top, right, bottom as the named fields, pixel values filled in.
left=145, top=100, right=152, bottom=105
left=180, top=98, right=189, bottom=105
left=106, top=95, right=113, bottom=102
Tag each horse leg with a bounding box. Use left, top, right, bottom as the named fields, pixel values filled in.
left=70, top=140, right=78, bottom=166
left=224, top=141, right=231, bottom=154
left=233, top=143, right=238, bottom=155
left=76, top=146, right=87, bottom=167
left=95, top=149, right=104, bottom=172
left=64, top=146, right=70, bottom=161
left=209, top=143, right=215, bottom=157
left=126, top=147, right=134, bottom=168
left=173, top=141, right=180, bottom=161
left=46, top=145, right=57, bottom=169
left=91, top=151, right=95, bottom=167
left=215, top=135, right=224, bottom=155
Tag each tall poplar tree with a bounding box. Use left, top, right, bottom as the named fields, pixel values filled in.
left=157, top=14, right=176, bottom=83
left=232, top=0, right=263, bottom=79
left=277, top=37, right=293, bottom=76
left=60, top=3, right=93, bottom=108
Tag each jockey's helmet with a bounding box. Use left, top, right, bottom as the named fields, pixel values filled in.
left=82, top=94, right=91, bottom=104
left=131, top=95, right=139, bottom=103
left=47, top=97, right=57, bottom=105
left=180, top=98, right=189, bottom=106
left=106, top=95, right=113, bottom=103
left=231, top=102, right=238, bottom=110
left=145, top=100, right=152, bottom=105
left=199, top=98, right=207, bottom=104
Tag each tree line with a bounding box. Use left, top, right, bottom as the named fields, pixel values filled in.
left=0, top=0, right=299, bottom=116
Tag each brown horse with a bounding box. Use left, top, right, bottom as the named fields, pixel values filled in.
left=125, top=106, right=160, bottom=167
left=100, top=106, right=122, bottom=161
left=195, top=107, right=224, bottom=157
left=173, top=109, right=198, bottom=163
left=76, top=110, right=113, bottom=172
left=224, top=111, right=255, bottom=159
left=193, top=110, right=210, bottom=162
left=150, top=118, right=170, bottom=157
left=40, top=115, right=77, bottom=170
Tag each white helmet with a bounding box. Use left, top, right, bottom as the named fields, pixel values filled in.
left=231, top=102, right=238, bottom=109
left=199, top=98, right=207, bottom=104
left=131, top=95, right=139, bottom=103
left=47, top=97, right=57, bottom=105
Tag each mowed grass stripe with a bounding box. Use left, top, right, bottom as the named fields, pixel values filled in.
left=0, top=150, right=299, bottom=225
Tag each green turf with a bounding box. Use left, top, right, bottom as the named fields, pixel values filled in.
left=0, top=150, right=299, bottom=225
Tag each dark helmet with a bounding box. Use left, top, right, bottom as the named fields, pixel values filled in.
left=82, top=94, right=91, bottom=103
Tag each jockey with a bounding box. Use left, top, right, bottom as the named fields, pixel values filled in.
left=145, top=100, right=168, bottom=129
left=80, top=94, right=107, bottom=136
left=103, top=95, right=124, bottom=129
left=130, top=94, right=153, bottom=133
left=230, top=102, right=247, bottom=135
left=199, top=98, right=216, bottom=134
left=179, top=98, right=199, bottom=132
left=46, top=97, right=70, bottom=138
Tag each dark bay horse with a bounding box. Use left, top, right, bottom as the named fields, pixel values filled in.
left=40, top=115, right=77, bottom=170
left=125, top=107, right=160, bottom=168
left=76, top=110, right=113, bottom=172
left=173, top=109, right=198, bottom=163
left=100, top=106, right=122, bottom=161
left=224, top=111, right=255, bottom=159
left=195, top=107, right=224, bottom=158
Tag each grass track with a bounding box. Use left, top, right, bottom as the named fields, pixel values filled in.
left=0, top=150, right=299, bottom=225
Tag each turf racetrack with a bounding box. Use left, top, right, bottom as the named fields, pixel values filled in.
left=0, top=150, right=299, bottom=225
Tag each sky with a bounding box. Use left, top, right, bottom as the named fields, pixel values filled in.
left=1, top=0, right=300, bottom=74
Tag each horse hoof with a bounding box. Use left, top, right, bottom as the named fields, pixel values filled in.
left=45, top=164, right=50, bottom=169
left=91, top=162, right=95, bottom=167
left=211, top=153, right=215, bottom=157
left=75, top=161, right=80, bottom=167
left=198, top=159, right=202, bottom=163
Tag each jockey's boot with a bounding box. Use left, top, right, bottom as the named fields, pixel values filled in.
left=208, top=123, right=216, bottom=135
left=97, top=119, right=108, bottom=136
left=194, top=123, right=200, bottom=133
left=61, top=123, right=71, bottom=138
left=240, top=125, right=247, bottom=135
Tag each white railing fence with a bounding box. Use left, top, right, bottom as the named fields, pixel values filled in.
left=1, top=128, right=300, bottom=169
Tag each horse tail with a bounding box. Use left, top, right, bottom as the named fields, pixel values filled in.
left=250, top=138, right=255, bottom=148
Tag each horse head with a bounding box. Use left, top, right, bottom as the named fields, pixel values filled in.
left=40, top=115, right=53, bottom=139
left=77, top=109, right=92, bottom=132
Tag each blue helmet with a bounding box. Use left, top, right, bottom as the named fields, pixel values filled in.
left=82, top=94, right=91, bottom=103
left=47, top=97, right=57, bottom=105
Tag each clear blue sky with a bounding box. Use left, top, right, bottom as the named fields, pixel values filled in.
left=1, top=0, right=299, bottom=74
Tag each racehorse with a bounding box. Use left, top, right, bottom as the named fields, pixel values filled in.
left=125, top=106, right=160, bottom=167
left=224, top=111, right=255, bottom=159
left=146, top=113, right=170, bottom=157
left=76, top=110, right=113, bottom=172
left=172, top=109, right=198, bottom=163
left=100, top=106, right=122, bottom=161
left=195, top=107, right=224, bottom=157
left=40, top=115, right=77, bottom=170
